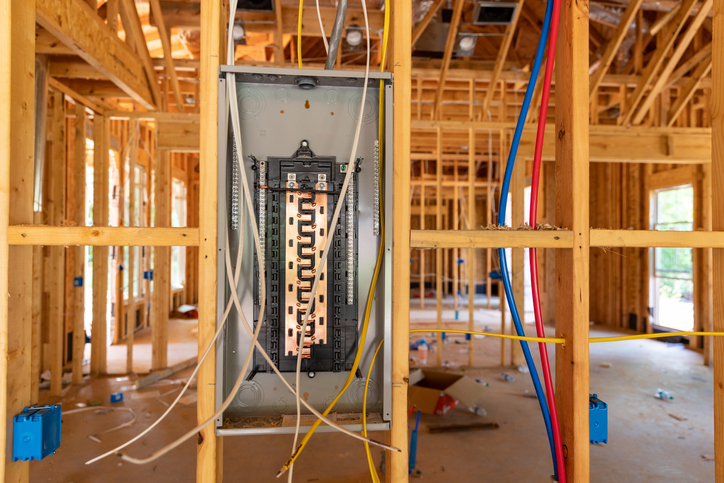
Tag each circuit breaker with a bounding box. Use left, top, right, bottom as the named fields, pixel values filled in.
left=216, top=66, right=393, bottom=435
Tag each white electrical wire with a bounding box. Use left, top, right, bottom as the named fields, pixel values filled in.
left=316, top=0, right=330, bottom=54
left=289, top=0, right=371, bottom=479
left=94, top=0, right=395, bottom=468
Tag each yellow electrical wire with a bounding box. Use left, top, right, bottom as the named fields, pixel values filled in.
left=412, top=329, right=563, bottom=344
left=363, top=340, right=384, bottom=483
left=590, top=331, right=724, bottom=343
left=297, top=0, right=304, bottom=68
left=361, top=329, right=724, bottom=481
left=280, top=3, right=392, bottom=476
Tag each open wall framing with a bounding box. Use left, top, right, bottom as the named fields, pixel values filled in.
left=1, top=0, right=724, bottom=482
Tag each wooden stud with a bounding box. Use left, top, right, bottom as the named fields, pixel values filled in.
left=91, top=114, right=109, bottom=376
left=152, top=147, right=170, bottom=371
left=49, top=90, right=66, bottom=397
left=197, top=0, right=222, bottom=479
left=708, top=4, right=724, bottom=472
left=555, top=0, right=590, bottom=477
left=389, top=0, right=412, bottom=477
left=72, top=104, right=86, bottom=385
left=511, top=129, right=525, bottom=366
left=127, top=122, right=137, bottom=374
left=436, top=127, right=443, bottom=366
left=8, top=226, right=199, bottom=246
left=467, top=128, right=475, bottom=366
left=2, top=0, right=35, bottom=480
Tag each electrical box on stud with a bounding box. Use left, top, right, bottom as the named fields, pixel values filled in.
left=216, top=66, right=393, bottom=435
left=12, top=405, right=61, bottom=462
left=589, top=394, right=608, bottom=445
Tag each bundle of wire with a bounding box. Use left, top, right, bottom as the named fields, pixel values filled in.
left=495, top=0, right=566, bottom=479
left=85, top=0, right=399, bottom=469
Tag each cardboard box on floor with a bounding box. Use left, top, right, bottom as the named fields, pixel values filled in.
left=408, top=368, right=487, bottom=416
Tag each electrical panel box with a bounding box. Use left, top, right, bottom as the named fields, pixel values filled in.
left=13, top=405, right=61, bottom=462
left=589, top=394, right=608, bottom=444
left=216, top=66, right=393, bottom=435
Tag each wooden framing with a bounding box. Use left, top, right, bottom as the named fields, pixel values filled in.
left=712, top=0, right=724, bottom=479
left=389, top=0, right=413, bottom=479
left=555, top=0, right=590, bottom=477
left=149, top=0, right=184, bottom=111
left=2, top=1, right=35, bottom=481
left=0, top=0, right=720, bottom=481
left=197, top=0, right=222, bottom=480
left=48, top=89, right=66, bottom=396
left=152, top=147, right=170, bottom=371
left=36, top=0, right=156, bottom=109
left=72, top=104, right=86, bottom=385
left=90, top=114, right=109, bottom=376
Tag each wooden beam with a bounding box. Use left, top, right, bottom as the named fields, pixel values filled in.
left=3, top=1, right=35, bottom=480
left=664, top=42, right=712, bottom=90
left=49, top=58, right=106, bottom=80
left=712, top=0, right=724, bottom=477
left=8, top=226, right=199, bottom=246
left=118, top=0, right=163, bottom=108
left=389, top=0, right=412, bottom=478
left=49, top=90, right=66, bottom=397
left=411, top=230, right=573, bottom=248
left=632, top=0, right=713, bottom=125
left=48, top=77, right=105, bottom=114
left=555, top=0, right=590, bottom=477
left=436, top=127, right=443, bottom=366
left=72, top=104, right=86, bottom=385
left=198, top=0, right=222, bottom=479
left=107, top=111, right=200, bottom=122
left=621, top=0, right=699, bottom=125
left=412, top=0, right=445, bottom=47
left=591, top=229, right=724, bottom=247
left=649, top=3, right=680, bottom=35
left=91, top=114, right=109, bottom=376
left=157, top=121, right=200, bottom=152
left=35, top=28, right=74, bottom=55
left=589, top=0, right=644, bottom=100
left=481, top=0, right=525, bottom=115
left=668, top=56, right=714, bottom=126
left=149, top=0, right=184, bottom=111
left=432, top=0, right=464, bottom=120
left=36, top=0, right=156, bottom=109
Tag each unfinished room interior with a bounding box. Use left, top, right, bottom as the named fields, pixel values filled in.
left=3, top=0, right=724, bottom=481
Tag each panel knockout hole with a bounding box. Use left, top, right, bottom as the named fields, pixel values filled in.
left=305, top=100, right=310, bottom=109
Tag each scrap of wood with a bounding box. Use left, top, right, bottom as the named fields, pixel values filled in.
left=427, top=422, right=500, bottom=433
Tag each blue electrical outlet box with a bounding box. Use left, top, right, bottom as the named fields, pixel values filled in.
left=13, top=405, right=61, bottom=462
left=589, top=394, right=607, bottom=444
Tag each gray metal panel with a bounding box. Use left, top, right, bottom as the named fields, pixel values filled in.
left=216, top=66, right=393, bottom=435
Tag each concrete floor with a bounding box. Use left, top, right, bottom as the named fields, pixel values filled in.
left=32, top=300, right=715, bottom=482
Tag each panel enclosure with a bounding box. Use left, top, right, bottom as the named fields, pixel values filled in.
left=216, top=65, right=393, bottom=435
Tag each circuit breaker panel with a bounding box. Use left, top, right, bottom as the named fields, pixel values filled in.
left=216, top=66, right=393, bottom=435
left=251, top=140, right=359, bottom=374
